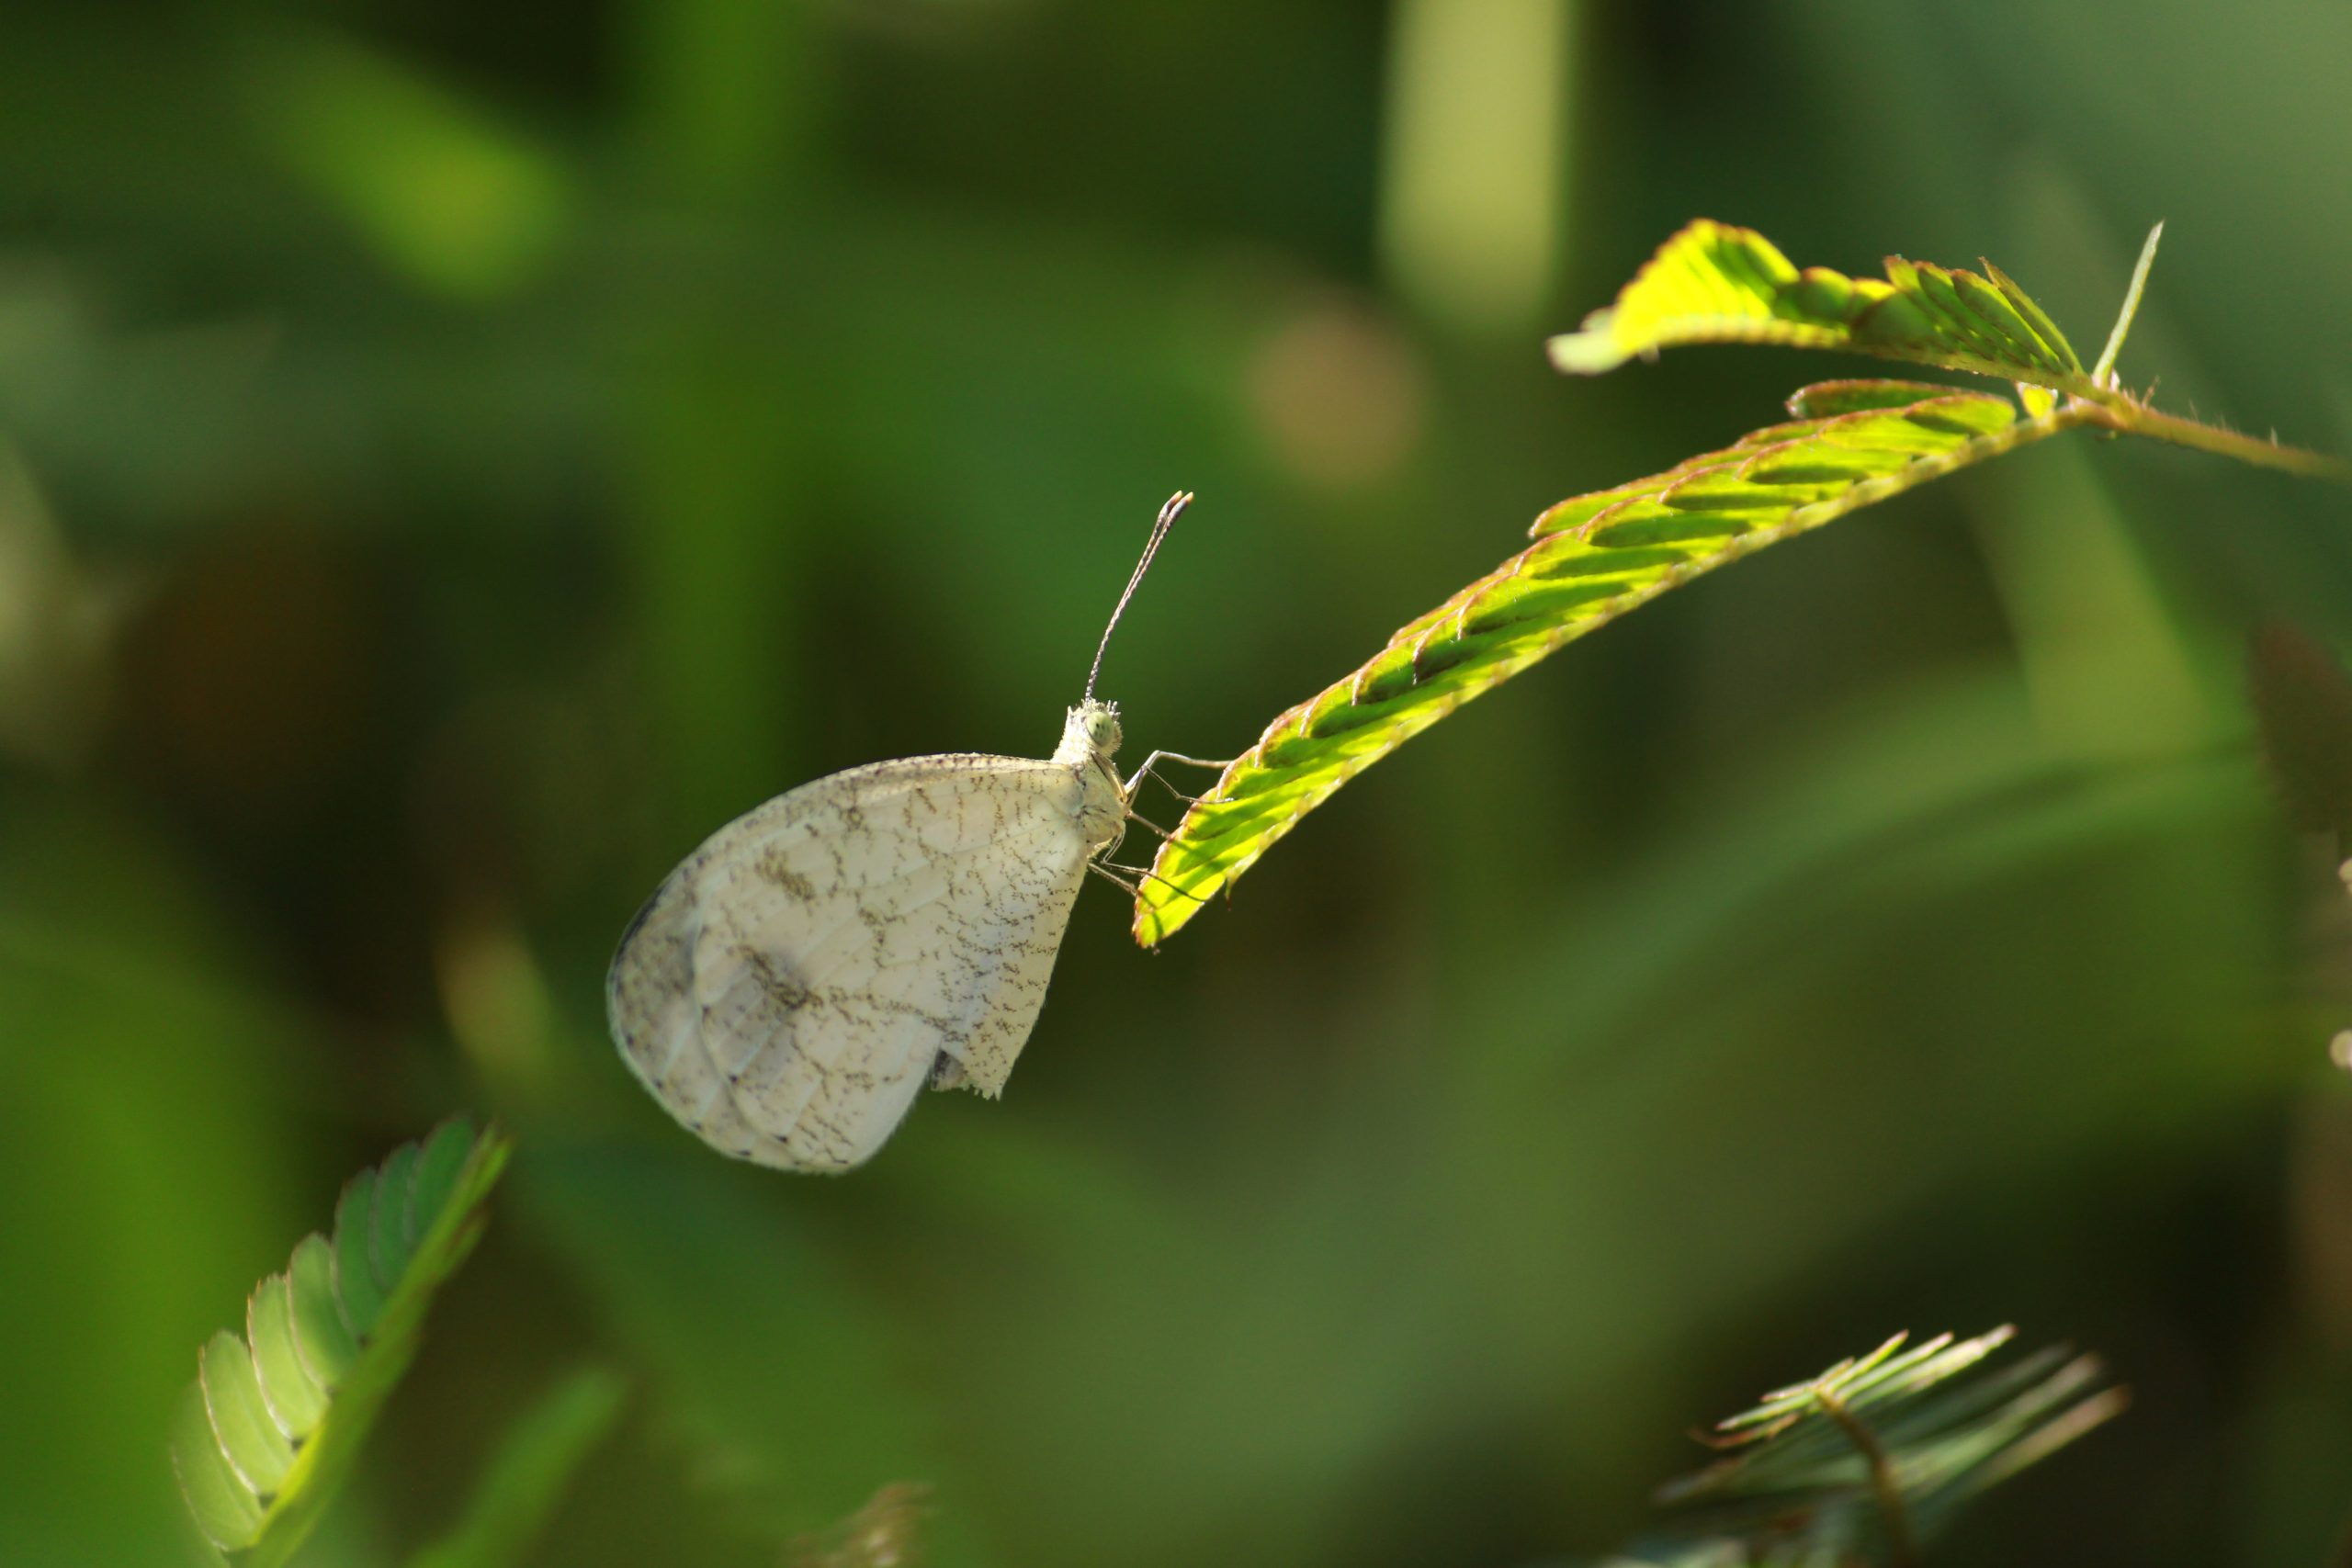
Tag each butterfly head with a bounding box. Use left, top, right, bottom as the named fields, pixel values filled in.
left=1067, top=697, right=1122, bottom=761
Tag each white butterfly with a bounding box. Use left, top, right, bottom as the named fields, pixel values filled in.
left=607, top=493, right=1210, bottom=1171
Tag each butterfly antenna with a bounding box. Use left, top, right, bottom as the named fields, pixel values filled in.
left=1085, top=490, right=1191, bottom=703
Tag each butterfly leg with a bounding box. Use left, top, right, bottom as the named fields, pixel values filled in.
left=1093, top=858, right=1214, bottom=905
left=1124, top=750, right=1237, bottom=805
left=1096, top=804, right=1180, bottom=867
left=1119, top=807, right=1180, bottom=844
left=1087, top=861, right=1145, bottom=896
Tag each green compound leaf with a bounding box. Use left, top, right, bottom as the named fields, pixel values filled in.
left=1602, top=1327, right=2126, bottom=1567
left=1136, top=219, right=2341, bottom=942
left=1133, top=381, right=2088, bottom=944
left=172, top=1117, right=512, bottom=1567
left=1547, top=219, right=2096, bottom=398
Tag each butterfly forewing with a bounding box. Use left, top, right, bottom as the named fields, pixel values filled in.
left=608, top=751, right=1101, bottom=1170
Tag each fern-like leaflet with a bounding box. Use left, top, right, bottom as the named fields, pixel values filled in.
left=1601, top=1327, right=2126, bottom=1568
left=172, top=1117, right=510, bottom=1567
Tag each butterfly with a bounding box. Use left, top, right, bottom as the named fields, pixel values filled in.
left=606, top=492, right=1214, bottom=1170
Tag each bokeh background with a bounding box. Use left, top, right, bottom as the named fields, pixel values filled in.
left=6, top=2, right=2352, bottom=1564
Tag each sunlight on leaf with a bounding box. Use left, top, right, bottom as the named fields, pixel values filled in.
left=1138, top=218, right=2346, bottom=942
left=1547, top=220, right=2093, bottom=396
left=1134, top=382, right=2088, bottom=943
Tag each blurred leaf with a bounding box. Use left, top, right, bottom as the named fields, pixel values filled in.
left=519, top=1141, right=995, bottom=1564
left=0, top=445, right=122, bottom=769
left=787, top=1482, right=933, bottom=1568
left=2248, top=621, right=2352, bottom=846
left=172, top=1118, right=512, bottom=1567
left=242, top=28, right=574, bottom=300
left=406, top=1366, right=628, bottom=1568
left=0, top=794, right=313, bottom=1565
left=1546, top=219, right=2092, bottom=393
left=1135, top=381, right=2086, bottom=943
left=1600, top=1329, right=2125, bottom=1567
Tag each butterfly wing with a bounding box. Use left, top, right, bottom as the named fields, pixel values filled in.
left=606, top=752, right=1097, bottom=1171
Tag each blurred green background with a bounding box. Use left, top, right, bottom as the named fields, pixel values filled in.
left=6, top=1, right=2352, bottom=1563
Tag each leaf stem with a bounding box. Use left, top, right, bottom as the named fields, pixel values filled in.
left=2077, top=396, right=2352, bottom=483
left=1815, top=1385, right=1919, bottom=1568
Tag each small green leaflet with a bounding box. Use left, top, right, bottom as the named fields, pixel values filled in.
left=1546, top=218, right=2096, bottom=400
left=1133, top=380, right=2089, bottom=943
left=172, top=1117, right=511, bottom=1567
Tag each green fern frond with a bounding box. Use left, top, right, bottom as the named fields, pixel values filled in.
left=1604, top=1328, right=2127, bottom=1567
left=1546, top=220, right=2094, bottom=396
left=1133, top=382, right=2088, bottom=944
left=172, top=1117, right=511, bottom=1567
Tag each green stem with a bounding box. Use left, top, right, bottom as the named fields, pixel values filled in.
left=2078, top=396, right=2352, bottom=484
left=1816, top=1386, right=1919, bottom=1568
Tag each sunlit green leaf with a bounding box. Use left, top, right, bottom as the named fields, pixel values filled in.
left=1134, top=383, right=2088, bottom=943
left=174, top=1383, right=265, bottom=1551
left=285, top=1235, right=359, bottom=1393
left=246, top=1272, right=329, bottom=1438
left=1136, top=214, right=2346, bottom=943
left=1546, top=219, right=2093, bottom=394
left=199, top=1331, right=295, bottom=1499
left=172, top=1117, right=511, bottom=1566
